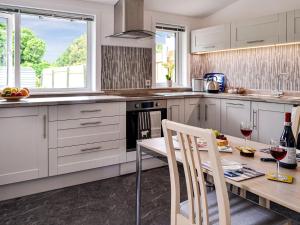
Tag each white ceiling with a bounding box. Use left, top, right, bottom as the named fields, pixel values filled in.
left=86, top=0, right=238, bottom=17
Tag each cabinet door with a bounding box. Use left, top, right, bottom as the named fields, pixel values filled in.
left=221, top=100, right=251, bottom=137
left=184, top=98, right=201, bottom=127
left=167, top=99, right=185, bottom=123
left=200, top=98, right=221, bottom=131
left=251, top=102, right=292, bottom=144
left=191, top=24, right=230, bottom=53
left=287, top=10, right=300, bottom=42
left=0, top=107, right=48, bottom=185
left=231, top=13, right=286, bottom=48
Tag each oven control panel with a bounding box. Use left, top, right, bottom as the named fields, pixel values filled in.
left=127, top=100, right=167, bottom=111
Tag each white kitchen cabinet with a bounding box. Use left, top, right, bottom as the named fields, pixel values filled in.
left=251, top=102, right=292, bottom=144
left=184, top=98, right=201, bottom=127
left=191, top=24, right=231, bottom=53
left=0, top=107, right=48, bottom=185
left=199, top=98, right=221, bottom=130
left=221, top=99, right=251, bottom=138
left=167, top=99, right=185, bottom=124
left=49, top=102, right=126, bottom=176
left=231, top=13, right=286, bottom=48
left=287, top=9, right=300, bottom=42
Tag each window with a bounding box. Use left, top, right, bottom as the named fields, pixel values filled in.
left=0, top=6, right=94, bottom=91
left=155, top=24, right=185, bottom=85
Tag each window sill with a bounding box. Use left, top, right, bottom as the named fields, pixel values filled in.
left=29, top=91, right=104, bottom=98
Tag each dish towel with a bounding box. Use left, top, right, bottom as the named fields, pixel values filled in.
left=138, top=111, right=151, bottom=140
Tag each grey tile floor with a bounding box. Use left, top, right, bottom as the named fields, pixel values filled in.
left=0, top=167, right=299, bottom=225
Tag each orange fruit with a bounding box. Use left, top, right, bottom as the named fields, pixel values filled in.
left=20, top=89, right=29, bottom=96
left=23, top=88, right=30, bottom=94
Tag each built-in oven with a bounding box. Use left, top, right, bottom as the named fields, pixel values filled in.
left=126, top=100, right=167, bottom=154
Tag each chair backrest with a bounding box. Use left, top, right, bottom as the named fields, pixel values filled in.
left=292, top=106, right=300, bottom=139
left=162, top=119, right=230, bottom=225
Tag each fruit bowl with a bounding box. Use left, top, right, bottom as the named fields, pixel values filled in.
left=0, top=95, right=29, bottom=101
left=0, top=87, right=30, bottom=101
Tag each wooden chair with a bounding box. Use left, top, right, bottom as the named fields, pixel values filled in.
left=162, top=119, right=289, bottom=225
left=292, top=106, right=300, bottom=139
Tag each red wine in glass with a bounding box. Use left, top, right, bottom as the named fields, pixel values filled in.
left=270, top=146, right=287, bottom=161
left=241, top=129, right=253, bottom=137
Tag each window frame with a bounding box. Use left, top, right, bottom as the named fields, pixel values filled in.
left=1, top=7, right=94, bottom=92
left=155, top=25, right=184, bottom=87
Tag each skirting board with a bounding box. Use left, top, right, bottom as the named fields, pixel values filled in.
left=0, top=164, right=120, bottom=201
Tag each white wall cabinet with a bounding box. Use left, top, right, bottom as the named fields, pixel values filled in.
left=191, top=24, right=231, bottom=53
left=199, top=98, right=221, bottom=130
left=184, top=98, right=201, bottom=127
left=251, top=102, right=292, bottom=144
left=0, top=107, right=48, bottom=186
left=287, top=9, right=300, bottom=42
left=221, top=99, right=251, bottom=138
left=167, top=99, right=185, bottom=124
left=231, top=13, right=286, bottom=48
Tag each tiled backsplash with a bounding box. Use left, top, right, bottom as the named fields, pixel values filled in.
left=101, top=45, right=152, bottom=90
left=191, top=44, right=300, bottom=91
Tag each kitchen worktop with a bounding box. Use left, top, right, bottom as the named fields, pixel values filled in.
left=1, top=91, right=300, bottom=108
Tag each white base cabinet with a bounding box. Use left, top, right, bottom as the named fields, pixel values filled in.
left=199, top=98, right=221, bottom=130
left=251, top=102, right=292, bottom=144
left=167, top=99, right=185, bottom=124
left=0, top=107, right=48, bottom=185
left=184, top=98, right=201, bottom=127
left=221, top=99, right=251, bottom=138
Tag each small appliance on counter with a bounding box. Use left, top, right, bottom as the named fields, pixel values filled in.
left=192, top=78, right=205, bottom=92
left=206, top=77, right=220, bottom=93
left=204, top=73, right=226, bottom=93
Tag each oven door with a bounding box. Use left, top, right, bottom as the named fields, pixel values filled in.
left=126, top=108, right=167, bottom=152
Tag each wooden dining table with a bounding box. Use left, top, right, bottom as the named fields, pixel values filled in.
left=135, top=135, right=300, bottom=225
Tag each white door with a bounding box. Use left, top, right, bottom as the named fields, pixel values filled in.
left=221, top=100, right=251, bottom=138
left=287, top=9, right=300, bottom=42
left=184, top=98, right=201, bottom=127
left=200, top=98, right=221, bottom=131
left=251, top=102, right=292, bottom=144
left=167, top=99, right=185, bottom=123
left=231, top=13, right=286, bottom=48
left=191, top=24, right=230, bottom=53
left=0, top=107, right=48, bottom=185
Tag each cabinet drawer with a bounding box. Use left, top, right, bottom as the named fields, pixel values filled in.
left=49, top=116, right=126, bottom=148
left=55, top=102, right=125, bottom=121
left=49, top=140, right=126, bottom=175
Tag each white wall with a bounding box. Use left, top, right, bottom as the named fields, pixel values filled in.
left=199, top=0, right=300, bottom=27
left=0, top=0, right=200, bottom=89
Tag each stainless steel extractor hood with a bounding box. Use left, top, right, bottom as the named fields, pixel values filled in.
left=108, top=0, right=155, bottom=39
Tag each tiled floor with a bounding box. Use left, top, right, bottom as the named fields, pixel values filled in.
left=0, top=167, right=299, bottom=225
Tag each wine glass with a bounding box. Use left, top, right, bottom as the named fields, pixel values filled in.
left=270, top=139, right=287, bottom=180
left=240, top=121, right=253, bottom=148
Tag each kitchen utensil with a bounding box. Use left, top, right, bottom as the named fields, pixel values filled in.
left=204, top=73, right=226, bottom=92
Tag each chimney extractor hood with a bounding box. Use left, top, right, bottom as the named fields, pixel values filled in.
left=108, top=0, right=155, bottom=39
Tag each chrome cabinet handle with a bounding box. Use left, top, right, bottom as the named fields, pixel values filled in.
left=198, top=104, right=201, bottom=121
left=80, top=121, right=102, bottom=126
left=253, top=110, right=258, bottom=130
left=205, top=104, right=208, bottom=121
left=81, top=146, right=102, bottom=152
left=226, top=103, right=244, bottom=107
left=80, top=109, right=102, bottom=113
left=203, top=45, right=216, bottom=49
left=246, top=40, right=264, bottom=44
left=43, top=114, right=47, bottom=139
left=170, top=107, right=173, bottom=120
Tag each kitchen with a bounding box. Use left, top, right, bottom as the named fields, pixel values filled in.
left=1, top=0, right=300, bottom=224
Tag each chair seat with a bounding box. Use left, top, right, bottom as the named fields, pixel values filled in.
left=180, top=191, right=288, bottom=225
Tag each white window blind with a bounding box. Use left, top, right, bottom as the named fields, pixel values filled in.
left=155, top=23, right=185, bottom=32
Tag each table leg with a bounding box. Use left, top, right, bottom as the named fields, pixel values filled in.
left=136, top=143, right=142, bottom=225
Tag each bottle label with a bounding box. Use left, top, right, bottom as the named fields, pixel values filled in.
left=280, top=146, right=297, bottom=164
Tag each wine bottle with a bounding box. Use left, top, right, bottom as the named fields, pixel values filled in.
left=279, top=112, right=297, bottom=169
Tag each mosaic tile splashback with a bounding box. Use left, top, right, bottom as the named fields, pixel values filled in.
left=191, top=44, right=300, bottom=91
left=101, top=45, right=152, bottom=90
